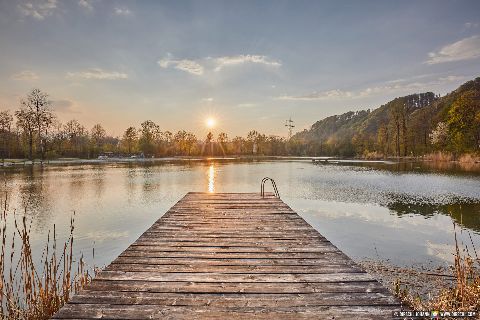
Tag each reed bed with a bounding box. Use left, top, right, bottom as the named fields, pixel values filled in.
left=458, top=154, right=480, bottom=164
left=424, top=151, right=455, bottom=162
left=0, top=195, right=94, bottom=320
left=394, top=224, right=480, bottom=313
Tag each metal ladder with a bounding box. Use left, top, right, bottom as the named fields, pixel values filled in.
left=261, top=177, right=280, bottom=198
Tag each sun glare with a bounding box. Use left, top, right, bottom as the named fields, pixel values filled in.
left=206, top=117, right=215, bottom=128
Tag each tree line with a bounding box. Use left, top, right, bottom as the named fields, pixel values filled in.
left=0, top=89, right=292, bottom=160
left=1, top=80, right=478, bottom=161
left=292, top=77, right=480, bottom=158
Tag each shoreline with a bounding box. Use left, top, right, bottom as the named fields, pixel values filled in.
left=1, top=155, right=479, bottom=168
left=360, top=259, right=454, bottom=301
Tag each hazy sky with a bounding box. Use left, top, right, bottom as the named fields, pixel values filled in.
left=1, top=0, right=479, bottom=137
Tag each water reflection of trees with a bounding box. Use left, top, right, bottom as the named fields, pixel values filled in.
left=387, top=200, right=480, bottom=233
left=17, top=167, right=53, bottom=231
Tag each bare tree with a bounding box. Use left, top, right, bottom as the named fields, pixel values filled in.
left=0, top=110, right=13, bottom=160
left=232, top=136, right=245, bottom=154
left=15, top=107, right=36, bottom=160
left=16, top=89, right=54, bottom=160
left=90, top=123, right=106, bottom=156
left=64, top=120, right=87, bottom=156
left=217, top=132, right=228, bottom=155
left=185, top=132, right=197, bottom=156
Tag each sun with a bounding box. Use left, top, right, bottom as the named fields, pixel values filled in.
left=206, top=117, right=215, bottom=128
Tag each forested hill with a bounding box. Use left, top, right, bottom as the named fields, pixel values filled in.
left=291, top=77, right=480, bottom=157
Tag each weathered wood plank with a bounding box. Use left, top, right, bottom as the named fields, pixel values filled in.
left=94, top=271, right=375, bottom=282
left=53, top=304, right=400, bottom=319
left=85, top=280, right=390, bottom=294
left=112, top=256, right=357, bottom=266
left=103, top=264, right=364, bottom=274
left=52, top=192, right=402, bottom=319
left=67, top=291, right=400, bottom=307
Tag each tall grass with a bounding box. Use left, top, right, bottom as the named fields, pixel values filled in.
left=424, top=152, right=480, bottom=164
left=395, top=224, right=480, bottom=312
left=458, top=154, right=480, bottom=164
left=424, top=151, right=455, bottom=162
left=0, top=195, right=94, bottom=319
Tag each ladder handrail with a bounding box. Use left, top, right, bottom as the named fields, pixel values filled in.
left=261, top=177, right=280, bottom=198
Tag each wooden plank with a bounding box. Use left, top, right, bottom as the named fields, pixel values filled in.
left=85, top=280, right=390, bottom=294
left=53, top=304, right=400, bottom=319
left=103, top=264, right=364, bottom=274
left=68, top=291, right=400, bottom=307
left=52, top=192, right=402, bottom=319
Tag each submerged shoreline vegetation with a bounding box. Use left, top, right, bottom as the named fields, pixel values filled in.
left=363, top=225, right=480, bottom=313
left=0, top=77, right=479, bottom=161
left=0, top=195, right=94, bottom=320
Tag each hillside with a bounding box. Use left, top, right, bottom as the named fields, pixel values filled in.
left=292, top=77, right=480, bottom=157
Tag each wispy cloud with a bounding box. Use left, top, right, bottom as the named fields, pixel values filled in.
left=385, top=73, right=436, bottom=84
left=213, top=55, right=281, bottom=71
left=78, top=0, right=93, bottom=11
left=201, top=97, right=214, bottom=102
left=52, top=99, right=79, bottom=113
left=277, top=89, right=353, bottom=101
left=11, top=70, right=39, bottom=81
left=158, top=54, right=280, bottom=76
left=66, top=68, right=128, bottom=80
left=464, top=22, right=479, bottom=30
left=18, top=0, right=57, bottom=20
left=237, top=103, right=256, bottom=108
left=426, top=35, right=480, bottom=64
left=277, top=75, right=468, bottom=101
left=356, top=76, right=468, bottom=97
left=158, top=58, right=204, bottom=76
left=114, top=7, right=131, bottom=16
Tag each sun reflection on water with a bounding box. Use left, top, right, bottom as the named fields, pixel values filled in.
left=208, top=164, right=215, bottom=193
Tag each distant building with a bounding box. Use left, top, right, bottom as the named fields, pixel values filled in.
left=253, top=142, right=258, bottom=154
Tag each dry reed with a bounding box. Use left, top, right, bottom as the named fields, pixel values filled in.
left=394, top=224, right=480, bottom=313
left=458, top=154, right=480, bottom=164
left=424, top=151, right=455, bottom=162
left=0, top=194, right=94, bottom=320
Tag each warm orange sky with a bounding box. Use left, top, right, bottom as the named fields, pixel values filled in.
left=1, top=0, right=479, bottom=138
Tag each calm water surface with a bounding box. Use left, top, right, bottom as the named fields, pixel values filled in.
left=1, top=160, right=479, bottom=270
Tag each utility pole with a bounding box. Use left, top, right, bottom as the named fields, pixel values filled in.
left=285, top=118, right=295, bottom=140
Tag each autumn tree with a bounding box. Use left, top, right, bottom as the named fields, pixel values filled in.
left=429, top=122, right=448, bottom=149
left=389, top=103, right=402, bottom=157
left=63, top=120, right=87, bottom=156
left=139, top=120, right=159, bottom=156
left=90, top=123, right=106, bottom=156
left=232, top=136, right=245, bottom=154
left=376, top=124, right=389, bottom=156
left=446, top=92, right=480, bottom=153
left=0, top=110, right=13, bottom=160
left=15, top=107, right=36, bottom=160
left=246, top=130, right=259, bottom=154
left=18, top=89, right=55, bottom=160
left=122, top=126, right=138, bottom=154
left=185, top=132, right=197, bottom=155
left=160, top=131, right=173, bottom=156
left=217, top=132, right=228, bottom=155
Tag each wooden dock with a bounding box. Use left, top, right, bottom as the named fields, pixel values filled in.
left=53, top=192, right=402, bottom=319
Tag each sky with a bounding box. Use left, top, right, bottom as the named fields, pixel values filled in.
left=0, top=0, right=479, bottom=138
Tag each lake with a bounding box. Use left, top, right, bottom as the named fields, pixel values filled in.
left=1, top=159, right=479, bottom=272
